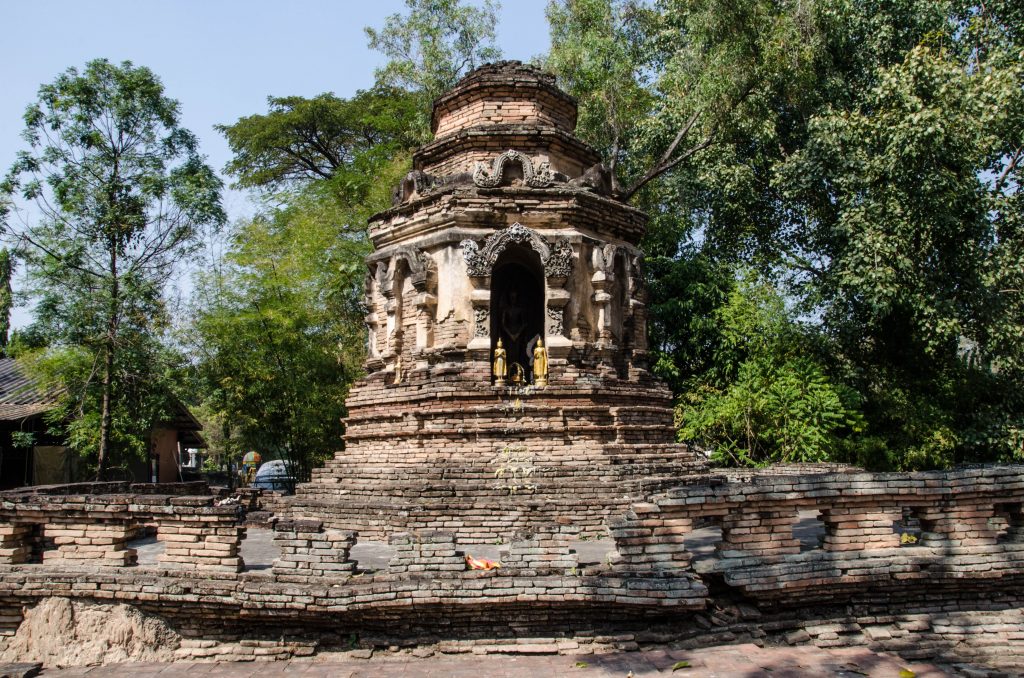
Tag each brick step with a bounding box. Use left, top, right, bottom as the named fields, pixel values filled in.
left=305, top=462, right=701, bottom=479
left=313, top=445, right=697, bottom=465
left=285, top=495, right=637, bottom=512
left=309, top=464, right=701, bottom=483
left=312, top=457, right=698, bottom=473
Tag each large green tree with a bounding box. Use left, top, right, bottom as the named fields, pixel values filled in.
left=190, top=182, right=387, bottom=482
left=201, top=86, right=417, bottom=478
left=1, top=59, right=224, bottom=478
left=217, top=87, right=420, bottom=195
left=776, top=12, right=1024, bottom=467
left=548, top=0, right=1024, bottom=468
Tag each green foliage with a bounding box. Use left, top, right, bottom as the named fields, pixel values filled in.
left=544, top=0, right=655, bottom=161
left=191, top=173, right=397, bottom=480
left=366, top=0, right=503, bottom=136
left=24, top=338, right=186, bottom=475
left=551, top=1, right=1024, bottom=469
left=646, top=252, right=733, bottom=393
left=547, top=0, right=823, bottom=199
left=201, top=78, right=419, bottom=480
left=774, top=7, right=1024, bottom=464
left=677, top=275, right=864, bottom=466
left=10, top=431, right=34, bottom=449
left=1, top=59, right=224, bottom=477
left=217, top=87, right=420, bottom=194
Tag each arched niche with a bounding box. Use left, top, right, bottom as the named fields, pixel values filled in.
left=490, top=245, right=545, bottom=382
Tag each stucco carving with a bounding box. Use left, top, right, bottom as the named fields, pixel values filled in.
left=546, top=307, right=564, bottom=335
left=473, top=150, right=554, bottom=188
left=394, top=170, right=436, bottom=204
left=460, top=223, right=573, bottom=279
left=545, top=241, right=573, bottom=278
left=628, top=254, right=644, bottom=295
left=460, top=239, right=489, bottom=277
left=591, top=243, right=621, bottom=279
left=474, top=308, right=490, bottom=337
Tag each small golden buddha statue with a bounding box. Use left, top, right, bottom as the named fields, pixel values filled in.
left=533, top=338, right=548, bottom=387
left=493, top=338, right=508, bottom=386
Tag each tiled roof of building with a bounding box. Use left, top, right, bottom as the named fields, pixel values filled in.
left=0, top=358, right=59, bottom=421
left=0, top=360, right=204, bottom=448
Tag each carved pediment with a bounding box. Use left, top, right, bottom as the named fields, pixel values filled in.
left=473, top=150, right=555, bottom=189
left=460, top=223, right=573, bottom=279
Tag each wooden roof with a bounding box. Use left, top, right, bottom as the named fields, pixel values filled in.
left=0, top=358, right=206, bottom=448
left=0, top=358, right=60, bottom=421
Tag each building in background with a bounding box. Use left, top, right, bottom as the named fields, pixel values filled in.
left=0, top=358, right=206, bottom=488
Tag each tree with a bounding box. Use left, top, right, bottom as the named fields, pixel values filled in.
left=201, top=81, right=416, bottom=478
left=546, top=0, right=821, bottom=201
left=776, top=27, right=1024, bottom=465
left=216, top=87, right=420, bottom=195
left=1, top=59, right=224, bottom=478
left=676, top=274, right=864, bottom=466
left=548, top=0, right=1024, bottom=468
left=190, top=173, right=400, bottom=481
left=0, top=249, right=15, bottom=356
left=367, top=0, right=503, bottom=136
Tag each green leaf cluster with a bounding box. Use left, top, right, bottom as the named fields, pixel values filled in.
left=1, top=59, right=224, bottom=477
left=189, top=168, right=400, bottom=479
left=550, top=0, right=1024, bottom=469
left=217, top=87, right=420, bottom=194
left=675, top=273, right=865, bottom=466
left=192, top=188, right=366, bottom=474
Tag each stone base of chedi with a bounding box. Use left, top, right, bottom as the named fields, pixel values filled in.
left=288, top=365, right=705, bottom=542
left=282, top=62, right=704, bottom=541
left=4, top=467, right=1024, bottom=674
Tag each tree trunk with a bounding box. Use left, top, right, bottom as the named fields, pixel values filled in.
left=97, top=248, right=118, bottom=481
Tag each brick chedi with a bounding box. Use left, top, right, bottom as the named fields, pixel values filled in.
left=285, top=62, right=705, bottom=542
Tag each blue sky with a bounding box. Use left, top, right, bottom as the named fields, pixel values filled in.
left=1, top=0, right=552, bottom=326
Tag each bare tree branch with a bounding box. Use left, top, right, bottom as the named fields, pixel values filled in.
left=994, top=145, right=1022, bottom=194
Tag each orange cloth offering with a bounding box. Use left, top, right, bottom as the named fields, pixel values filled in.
left=465, top=554, right=501, bottom=570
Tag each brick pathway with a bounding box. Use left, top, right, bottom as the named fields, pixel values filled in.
left=37, top=643, right=952, bottom=677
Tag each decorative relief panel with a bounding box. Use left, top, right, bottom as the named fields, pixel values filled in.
left=544, top=241, right=573, bottom=278
left=474, top=308, right=490, bottom=337
left=546, top=307, right=564, bottom=335
left=473, top=150, right=554, bottom=188
left=460, top=222, right=573, bottom=279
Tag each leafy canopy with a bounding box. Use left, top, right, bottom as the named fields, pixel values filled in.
left=217, top=87, right=420, bottom=194
left=676, top=274, right=865, bottom=466
left=1, top=59, right=224, bottom=475
left=549, top=0, right=1024, bottom=468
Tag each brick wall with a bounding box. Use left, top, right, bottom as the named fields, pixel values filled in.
left=2, top=466, right=1024, bottom=671
left=0, top=491, right=244, bottom=572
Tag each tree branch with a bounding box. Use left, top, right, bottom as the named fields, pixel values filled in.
left=619, top=107, right=705, bottom=201
left=994, top=145, right=1022, bottom=194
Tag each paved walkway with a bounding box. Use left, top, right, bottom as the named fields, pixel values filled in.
left=37, top=644, right=952, bottom=677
